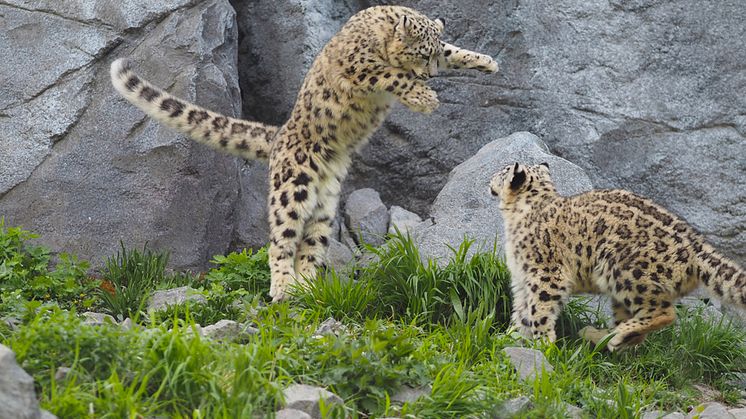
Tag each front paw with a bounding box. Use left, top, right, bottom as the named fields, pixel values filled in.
left=479, top=57, right=499, bottom=73
left=404, top=87, right=439, bottom=114
left=578, top=326, right=610, bottom=345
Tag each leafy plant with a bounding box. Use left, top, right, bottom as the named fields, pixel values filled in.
left=97, top=242, right=168, bottom=320
left=205, top=247, right=271, bottom=295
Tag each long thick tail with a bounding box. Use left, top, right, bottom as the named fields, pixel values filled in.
left=695, top=241, right=746, bottom=308
left=110, top=59, right=278, bottom=161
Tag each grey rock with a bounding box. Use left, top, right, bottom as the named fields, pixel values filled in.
left=495, top=396, right=533, bottom=418
left=730, top=408, right=746, bottom=419
left=339, top=223, right=361, bottom=256
left=344, top=188, right=390, bottom=247
left=40, top=410, right=57, bottom=419
left=687, top=402, right=736, bottom=419
left=313, top=317, right=344, bottom=337
left=562, top=402, right=584, bottom=419
left=54, top=366, right=71, bottom=382
left=282, top=384, right=343, bottom=419
left=326, top=238, right=355, bottom=273
left=643, top=413, right=685, bottom=419
left=148, top=286, right=207, bottom=312
left=202, top=320, right=258, bottom=341
left=120, top=318, right=133, bottom=330
left=275, top=409, right=312, bottom=419
left=390, top=385, right=431, bottom=404
left=0, top=344, right=42, bottom=419
left=388, top=206, right=423, bottom=236
left=414, top=132, right=592, bottom=264
left=0, top=0, right=244, bottom=272
left=81, top=312, right=117, bottom=326
left=502, top=346, right=554, bottom=381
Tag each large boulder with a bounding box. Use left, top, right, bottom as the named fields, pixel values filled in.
left=0, top=0, right=245, bottom=270
left=414, top=132, right=592, bottom=263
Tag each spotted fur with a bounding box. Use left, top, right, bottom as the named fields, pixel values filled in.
left=490, top=163, right=746, bottom=351
left=111, top=5, right=498, bottom=301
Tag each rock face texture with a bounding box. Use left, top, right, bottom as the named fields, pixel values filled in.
left=1, top=0, right=744, bottom=269
left=0, top=0, right=246, bottom=270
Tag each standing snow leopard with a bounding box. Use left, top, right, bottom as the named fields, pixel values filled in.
left=111, top=5, right=498, bottom=301
left=489, top=163, right=746, bottom=351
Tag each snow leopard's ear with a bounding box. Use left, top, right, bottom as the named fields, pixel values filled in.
left=434, top=17, right=445, bottom=33
left=510, top=163, right=526, bottom=190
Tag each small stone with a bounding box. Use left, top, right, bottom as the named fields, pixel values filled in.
left=202, top=320, right=258, bottom=341
left=326, top=238, right=355, bottom=272
left=344, top=188, right=389, bottom=247
left=642, top=411, right=685, bottom=419
left=562, top=402, right=584, bottom=419
left=687, top=402, right=736, bottom=418
left=390, top=385, right=431, bottom=404
left=81, top=311, right=116, bottom=326
left=495, top=396, right=533, bottom=417
left=0, top=344, right=44, bottom=419
left=388, top=205, right=423, bottom=235
left=502, top=347, right=554, bottom=381
left=55, top=366, right=72, bottom=382
left=120, top=317, right=133, bottom=330
left=283, top=384, right=343, bottom=419
left=729, top=408, right=746, bottom=419
left=148, top=286, right=207, bottom=312
left=313, top=317, right=344, bottom=337
left=275, top=408, right=312, bottom=419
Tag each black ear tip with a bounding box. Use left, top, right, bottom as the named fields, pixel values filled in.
left=436, top=17, right=445, bottom=27
left=540, top=162, right=549, bottom=168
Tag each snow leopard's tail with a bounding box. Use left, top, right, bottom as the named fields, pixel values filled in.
left=110, top=59, right=278, bottom=161
left=694, top=240, right=746, bottom=309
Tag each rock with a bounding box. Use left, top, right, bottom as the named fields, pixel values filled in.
left=344, top=188, right=390, bottom=247
left=120, top=318, right=133, bottom=330
left=495, top=396, right=533, bottom=418
left=0, top=0, right=245, bottom=271
left=388, top=206, right=423, bottom=236
left=148, top=286, right=207, bottom=312
left=81, top=312, right=116, bottom=326
left=54, top=367, right=71, bottom=382
left=502, top=346, right=554, bottom=381
left=201, top=320, right=258, bottom=341
left=275, top=409, right=312, bottom=419
left=40, top=410, right=57, bottom=419
left=643, top=412, right=686, bottom=419
left=0, top=344, right=43, bottom=419
left=390, top=385, right=431, bottom=404
left=326, top=238, right=355, bottom=272
left=730, top=408, right=746, bottom=419
left=313, top=317, right=344, bottom=337
left=562, top=402, right=584, bottom=419
left=282, top=384, right=343, bottom=419
left=414, top=132, right=592, bottom=264
left=687, top=402, right=736, bottom=419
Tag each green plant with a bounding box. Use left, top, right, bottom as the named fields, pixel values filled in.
left=292, top=268, right=379, bottom=321
left=0, top=219, right=98, bottom=311
left=359, top=232, right=512, bottom=327
left=205, top=247, right=271, bottom=295
left=149, top=283, right=252, bottom=329
left=97, top=242, right=168, bottom=320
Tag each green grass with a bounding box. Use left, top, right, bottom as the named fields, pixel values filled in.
left=0, top=225, right=744, bottom=418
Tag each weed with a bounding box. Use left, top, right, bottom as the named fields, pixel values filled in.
left=97, top=242, right=168, bottom=320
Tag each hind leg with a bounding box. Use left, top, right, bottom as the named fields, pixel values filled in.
left=295, top=178, right=340, bottom=280
left=579, top=299, right=647, bottom=347
left=267, top=166, right=318, bottom=302
left=604, top=301, right=676, bottom=351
